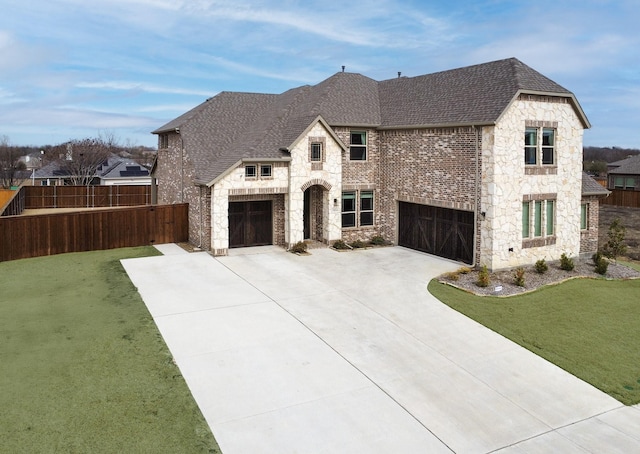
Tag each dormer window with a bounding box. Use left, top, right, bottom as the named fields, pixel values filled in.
left=311, top=143, right=322, bottom=162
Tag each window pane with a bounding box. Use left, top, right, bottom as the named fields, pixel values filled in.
left=342, top=213, right=356, bottom=228
left=260, top=165, right=271, bottom=177
left=311, top=143, right=322, bottom=161
left=360, top=212, right=373, bottom=226
left=342, top=192, right=355, bottom=211
left=542, top=129, right=555, bottom=165
left=522, top=202, right=530, bottom=238
left=546, top=200, right=554, bottom=236
left=614, top=176, right=624, bottom=188
left=245, top=165, right=256, bottom=177
left=580, top=204, right=588, bottom=230
left=534, top=201, right=542, bottom=237
left=626, top=178, right=635, bottom=189
left=351, top=131, right=366, bottom=145
left=360, top=191, right=373, bottom=210
left=525, top=128, right=537, bottom=165
left=350, top=146, right=367, bottom=160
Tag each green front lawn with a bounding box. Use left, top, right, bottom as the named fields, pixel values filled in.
left=428, top=276, right=640, bottom=405
left=0, top=248, right=220, bottom=453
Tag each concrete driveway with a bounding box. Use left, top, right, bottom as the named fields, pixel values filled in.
left=122, top=244, right=640, bottom=453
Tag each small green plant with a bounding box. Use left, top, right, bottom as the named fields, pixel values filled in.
left=513, top=267, right=526, bottom=287
left=290, top=241, right=308, bottom=254
left=350, top=240, right=365, bottom=249
left=369, top=235, right=387, bottom=246
left=592, top=251, right=603, bottom=265
left=332, top=239, right=349, bottom=250
left=560, top=253, right=575, bottom=271
left=595, top=257, right=609, bottom=275
left=534, top=259, right=548, bottom=274
left=602, top=218, right=627, bottom=260
left=476, top=265, right=490, bottom=288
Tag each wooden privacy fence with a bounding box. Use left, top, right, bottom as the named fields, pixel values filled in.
left=0, top=204, right=188, bottom=262
left=601, top=189, right=640, bottom=208
left=24, top=185, right=152, bottom=209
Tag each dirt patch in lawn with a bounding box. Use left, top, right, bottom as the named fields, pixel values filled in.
left=599, top=205, right=640, bottom=261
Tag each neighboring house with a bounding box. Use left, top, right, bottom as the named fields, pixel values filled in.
left=607, top=154, right=640, bottom=191
left=97, top=160, right=150, bottom=186
left=152, top=57, right=605, bottom=270
left=32, top=156, right=150, bottom=186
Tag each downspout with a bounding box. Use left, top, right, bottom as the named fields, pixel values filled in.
left=198, top=185, right=203, bottom=248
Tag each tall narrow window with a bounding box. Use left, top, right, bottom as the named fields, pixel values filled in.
left=522, top=202, right=530, bottom=238
left=342, top=192, right=356, bottom=227
left=350, top=131, right=367, bottom=161
left=546, top=200, right=555, bottom=236
left=360, top=191, right=374, bottom=226
left=311, top=143, right=322, bottom=161
left=524, top=128, right=537, bottom=165
left=542, top=128, right=555, bottom=165
left=534, top=200, right=542, bottom=237
left=580, top=203, right=588, bottom=230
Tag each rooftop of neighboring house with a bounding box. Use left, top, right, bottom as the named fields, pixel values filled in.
left=582, top=172, right=610, bottom=196
left=607, top=154, right=640, bottom=175
left=153, top=57, right=589, bottom=185
left=34, top=155, right=149, bottom=181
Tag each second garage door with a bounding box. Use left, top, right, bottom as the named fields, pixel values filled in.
left=398, top=202, right=474, bottom=264
left=229, top=201, right=273, bottom=248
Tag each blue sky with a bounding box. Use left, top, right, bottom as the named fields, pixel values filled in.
left=1, top=0, right=638, bottom=149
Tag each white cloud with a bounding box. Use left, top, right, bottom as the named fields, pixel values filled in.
left=76, top=81, right=213, bottom=97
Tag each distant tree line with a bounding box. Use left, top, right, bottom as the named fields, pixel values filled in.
left=583, top=146, right=640, bottom=176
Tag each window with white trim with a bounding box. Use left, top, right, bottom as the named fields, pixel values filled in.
left=342, top=190, right=374, bottom=228
left=524, top=127, right=555, bottom=166
left=245, top=165, right=256, bottom=178
left=350, top=131, right=367, bottom=161
left=311, top=143, right=322, bottom=162
left=342, top=192, right=356, bottom=227
left=523, top=199, right=555, bottom=239
left=580, top=203, right=588, bottom=230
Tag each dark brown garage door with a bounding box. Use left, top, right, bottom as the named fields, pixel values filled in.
left=398, top=202, right=474, bottom=264
left=229, top=201, right=273, bottom=248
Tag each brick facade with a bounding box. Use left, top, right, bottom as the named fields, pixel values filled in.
left=580, top=196, right=601, bottom=256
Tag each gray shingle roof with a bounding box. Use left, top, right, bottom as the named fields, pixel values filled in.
left=153, top=57, right=586, bottom=184
left=582, top=172, right=610, bottom=196
left=608, top=154, right=640, bottom=175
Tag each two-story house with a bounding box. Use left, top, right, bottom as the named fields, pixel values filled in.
left=152, top=57, right=605, bottom=270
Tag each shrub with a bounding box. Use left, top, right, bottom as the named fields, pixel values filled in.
left=476, top=265, right=490, bottom=288
left=369, top=235, right=388, bottom=246
left=594, top=253, right=609, bottom=275
left=560, top=253, right=575, bottom=271
left=457, top=266, right=472, bottom=274
left=290, top=241, right=308, bottom=254
left=602, top=218, right=627, bottom=260
left=513, top=267, right=526, bottom=287
left=350, top=240, right=365, bottom=249
left=534, top=259, right=548, bottom=274
left=332, top=239, right=349, bottom=250
left=592, top=251, right=602, bottom=265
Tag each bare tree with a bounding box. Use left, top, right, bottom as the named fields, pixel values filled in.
left=54, top=134, right=117, bottom=185
left=0, top=135, right=28, bottom=189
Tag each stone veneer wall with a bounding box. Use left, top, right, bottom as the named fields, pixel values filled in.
left=580, top=196, right=601, bottom=256
left=378, top=127, right=481, bottom=255
left=481, top=95, right=584, bottom=270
